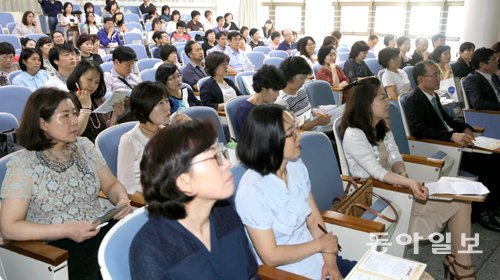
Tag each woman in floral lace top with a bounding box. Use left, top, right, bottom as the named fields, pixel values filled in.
left=0, top=87, right=133, bottom=280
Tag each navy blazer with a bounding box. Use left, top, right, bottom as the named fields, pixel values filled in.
left=200, top=77, right=242, bottom=110
left=405, top=88, right=471, bottom=141
left=462, top=71, right=500, bottom=111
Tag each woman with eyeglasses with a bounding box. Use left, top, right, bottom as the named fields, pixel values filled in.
left=117, top=81, right=187, bottom=194
left=155, top=64, right=202, bottom=113
left=130, top=119, right=258, bottom=279
left=235, top=104, right=356, bottom=279
left=0, top=87, right=133, bottom=280
left=340, top=77, right=474, bottom=280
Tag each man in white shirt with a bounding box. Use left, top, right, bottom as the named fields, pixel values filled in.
left=224, top=31, right=254, bottom=73
left=45, top=44, right=77, bottom=91
left=206, top=31, right=228, bottom=55
left=104, top=46, right=141, bottom=93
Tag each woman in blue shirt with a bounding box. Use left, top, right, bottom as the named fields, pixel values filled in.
left=130, top=119, right=257, bottom=279
left=12, top=48, right=50, bottom=91
left=235, top=104, right=356, bottom=279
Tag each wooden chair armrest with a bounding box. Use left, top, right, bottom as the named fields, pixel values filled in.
left=401, top=154, right=444, bottom=168
left=0, top=240, right=68, bottom=267
left=98, top=191, right=145, bottom=207
left=464, top=109, right=500, bottom=115
left=370, top=179, right=413, bottom=195
left=257, top=265, right=308, bottom=280
left=471, top=126, right=484, bottom=133
left=407, top=136, right=464, bottom=148
left=217, top=110, right=226, bottom=117
left=322, top=210, right=385, bottom=233
left=332, top=86, right=343, bottom=92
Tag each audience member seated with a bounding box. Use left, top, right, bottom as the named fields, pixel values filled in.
left=277, top=29, right=297, bottom=54
left=21, top=38, right=36, bottom=50
left=156, top=64, right=202, bottom=112
left=151, top=31, right=170, bottom=59
left=206, top=31, right=228, bottom=55
left=139, top=0, right=155, bottom=15
left=45, top=44, right=78, bottom=91
left=462, top=47, right=500, bottom=110
left=182, top=41, right=208, bottom=90
left=223, top=12, right=239, bottom=31
left=340, top=77, right=475, bottom=280
left=52, top=30, right=66, bottom=46
left=34, top=37, right=57, bottom=76
left=492, top=42, right=500, bottom=75
left=166, top=10, right=181, bottom=34
left=431, top=45, right=453, bottom=80
left=225, top=31, right=254, bottom=73
left=260, top=20, right=274, bottom=43
left=78, top=34, right=104, bottom=65
left=200, top=52, right=242, bottom=111
left=171, top=21, right=192, bottom=44
left=367, top=34, right=379, bottom=53
left=234, top=65, right=286, bottom=134
left=239, top=37, right=252, bottom=53
left=383, top=34, right=397, bottom=48
left=452, top=42, right=476, bottom=79
left=268, top=31, right=282, bottom=51
left=38, top=0, right=63, bottom=33
left=0, top=87, right=133, bottom=280
left=332, top=30, right=343, bottom=45
left=343, top=41, right=374, bottom=81
left=143, top=5, right=159, bottom=23
left=102, top=0, right=120, bottom=19
left=130, top=119, right=258, bottom=279
left=320, top=36, right=339, bottom=50
left=59, top=2, right=79, bottom=46
left=316, top=45, right=349, bottom=89
left=397, top=36, right=411, bottom=68
left=297, top=36, right=317, bottom=72
left=81, top=12, right=100, bottom=35
left=275, top=56, right=330, bottom=131
left=12, top=48, right=50, bottom=91
left=98, top=17, right=123, bottom=49
left=113, top=12, right=128, bottom=34
left=83, top=2, right=102, bottom=28
left=405, top=60, right=500, bottom=232
left=0, top=42, right=19, bottom=86
left=154, top=45, right=181, bottom=69
left=159, top=5, right=171, bottom=23
left=408, top=37, right=429, bottom=66
left=240, top=26, right=250, bottom=43
left=104, top=46, right=140, bottom=93
left=186, top=10, right=204, bottom=32
left=379, top=47, right=411, bottom=97
left=248, top=28, right=265, bottom=50
left=147, top=18, right=165, bottom=45
left=235, top=104, right=356, bottom=279
left=429, top=33, right=446, bottom=59
left=67, top=60, right=124, bottom=142
left=201, top=29, right=216, bottom=56
left=117, top=81, right=173, bottom=194
left=202, top=10, right=216, bottom=30
left=213, top=16, right=227, bottom=34
left=12, top=11, right=43, bottom=37
left=92, top=34, right=107, bottom=58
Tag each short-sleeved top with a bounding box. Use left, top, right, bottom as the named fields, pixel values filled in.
left=130, top=201, right=258, bottom=279
left=343, top=127, right=403, bottom=181
left=316, top=66, right=349, bottom=86
left=275, top=87, right=312, bottom=118
left=1, top=137, right=106, bottom=224
left=234, top=100, right=255, bottom=134
left=235, top=159, right=323, bottom=279
left=12, top=70, right=50, bottom=91
left=382, top=69, right=411, bottom=95
left=117, top=123, right=148, bottom=194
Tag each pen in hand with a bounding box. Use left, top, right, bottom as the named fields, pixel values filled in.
left=317, top=224, right=342, bottom=252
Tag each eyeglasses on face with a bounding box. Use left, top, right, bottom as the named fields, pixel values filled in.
left=191, top=150, right=227, bottom=166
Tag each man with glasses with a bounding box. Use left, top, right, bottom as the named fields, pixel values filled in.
left=405, top=60, right=500, bottom=232
left=462, top=48, right=500, bottom=110
left=104, top=46, right=140, bottom=93
left=0, top=42, right=19, bottom=86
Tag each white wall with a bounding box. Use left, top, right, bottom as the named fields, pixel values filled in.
left=461, top=0, right=500, bottom=48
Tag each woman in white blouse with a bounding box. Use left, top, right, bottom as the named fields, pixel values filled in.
left=378, top=47, right=411, bottom=98
left=340, top=77, right=475, bottom=280
left=12, top=11, right=42, bottom=37
left=58, top=2, right=79, bottom=45
left=165, top=10, right=181, bottom=34
left=117, top=81, right=188, bottom=194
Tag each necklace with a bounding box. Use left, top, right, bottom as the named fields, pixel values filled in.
left=140, top=124, right=158, bottom=137
left=88, top=103, right=102, bottom=129
left=46, top=145, right=72, bottom=162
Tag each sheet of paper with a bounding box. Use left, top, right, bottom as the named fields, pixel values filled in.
left=426, top=176, right=490, bottom=195
left=473, top=136, right=500, bottom=150
left=440, top=78, right=459, bottom=102
left=241, top=75, right=255, bottom=95
left=93, top=90, right=131, bottom=114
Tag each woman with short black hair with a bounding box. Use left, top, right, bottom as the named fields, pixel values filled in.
left=342, top=40, right=373, bottom=81
left=130, top=119, right=258, bottom=279
left=12, top=48, right=50, bottom=91
left=316, top=45, right=349, bottom=89
left=397, top=36, right=411, bottom=68
left=201, top=29, right=216, bottom=56
left=155, top=64, right=202, bottom=113
left=432, top=45, right=453, bottom=80
left=378, top=47, right=411, bottom=97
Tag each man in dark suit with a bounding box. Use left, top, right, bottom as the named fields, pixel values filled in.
left=405, top=60, right=500, bottom=232
left=462, top=47, right=500, bottom=111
